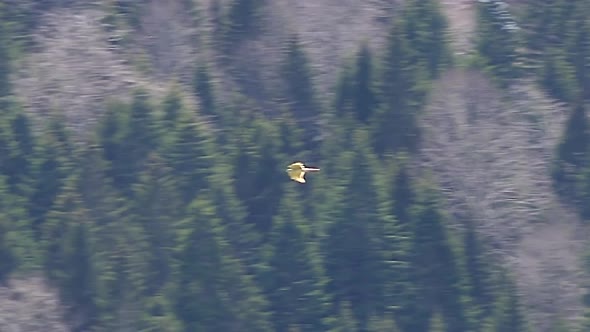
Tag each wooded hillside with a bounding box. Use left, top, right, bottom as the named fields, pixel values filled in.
left=0, top=1, right=589, bottom=331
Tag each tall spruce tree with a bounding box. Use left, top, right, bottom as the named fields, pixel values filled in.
left=475, top=0, right=520, bottom=85
left=406, top=181, right=471, bottom=332
left=264, top=185, right=330, bottom=332
left=29, top=113, right=73, bottom=239
left=552, top=101, right=589, bottom=201
left=281, top=34, right=320, bottom=141
left=173, top=195, right=272, bottom=332
left=373, top=16, right=424, bottom=154
left=0, top=2, right=12, bottom=97
left=0, top=175, right=16, bottom=281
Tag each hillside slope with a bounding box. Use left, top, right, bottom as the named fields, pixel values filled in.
left=2, top=0, right=588, bottom=331
left=420, top=69, right=589, bottom=331
left=423, top=1, right=589, bottom=330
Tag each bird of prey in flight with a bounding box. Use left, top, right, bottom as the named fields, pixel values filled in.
left=286, top=162, right=320, bottom=183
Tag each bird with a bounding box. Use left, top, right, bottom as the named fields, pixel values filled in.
left=286, top=162, right=320, bottom=183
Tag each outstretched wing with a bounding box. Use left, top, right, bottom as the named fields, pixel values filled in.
left=294, top=172, right=306, bottom=183
left=287, top=167, right=303, bottom=182
left=288, top=162, right=304, bottom=170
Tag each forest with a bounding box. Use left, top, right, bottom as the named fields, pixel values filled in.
left=0, top=0, right=589, bottom=331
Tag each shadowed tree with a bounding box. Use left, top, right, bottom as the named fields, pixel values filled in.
left=281, top=34, right=320, bottom=142
left=475, top=0, right=521, bottom=85
left=264, top=185, right=331, bottom=332
left=29, top=113, right=74, bottom=239
left=0, top=175, right=16, bottom=282
left=482, top=274, right=530, bottom=332
left=334, top=43, right=378, bottom=124
left=193, top=65, right=217, bottom=116
left=405, top=181, right=472, bottom=332
left=174, top=195, right=272, bottom=332
left=0, top=2, right=12, bottom=97
left=42, top=178, right=98, bottom=327
left=373, top=17, right=425, bottom=154
left=222, top=0, right=265, bottom=48
left=552, top=101, right=589, bottom=201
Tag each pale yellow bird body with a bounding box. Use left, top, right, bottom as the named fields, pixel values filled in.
left=286, top=162, right=320, bottom=183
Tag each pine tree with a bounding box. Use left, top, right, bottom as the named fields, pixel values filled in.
left=41, top=177, right=97, bottom=324
left=541, top=48, right=578, bottom=102
left=223, top=0, right=265, bottom=47
left=552, top=101, right=589, bottom=200
left=97, top=100, right=131, bottom=194
left=173, top=195, right=272, bottom=332
left=333, top=61, right=354, bottom=118
left=0, top=175, right=16, bottom=282
left=0, top=2, right=12, bottom=97
left=402, top=0, right=451, bottom=78
left=406, top=181, right=471, bottom=332
left=475, top=0, right=521, bottom=85
left=193, top=65, right=216, bottom=116
left=463, top=219, right=494, bottom=328
left=566, top=2, right=590, bottom=101
left=428, top=310, right=447, bottom=332
left=333, top=43, right=379, bottom=124
left=324, top=129, right=402, bottom=328
left=161, top=87, right=184, bottom=135
left=29, top=113, right=73, bottom=239
left=373, top=17, right=424, bottom=154
left=4, top=111, right=37, bottom=199
left=164, top=110, right=216, bottom=204
left=281, top=34, right=319, bottom=131
left=330, top=301, right=359, bottom=332
left=232, top=114, right=284, bottom=235
left=122, top=89, right=160, bottom=191
left=482, top=274, right=530, bottom=332
left=265, top=185, right=330, bottom=332
left=131, top=153, right=180, bottom=298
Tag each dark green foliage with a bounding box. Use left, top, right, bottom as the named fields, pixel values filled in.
left=223, top=0, right=265, bottom=45
left=161, top=87, right=184, bottom=134
left=404, top=182, right=471, bottom=332
left=41, top=179, right=97, bottom=322
left=541, top=49, right=579, bottom=102
left=335, top=44, right=378, bottom=123
left=29, top=114, right=73, bottom=238
left=482, top=275, right=530, bottom=332
left=3, top=111, right=37, bottom=199
left=0, top=176, right=17, bottom=282
left=193, top=65, right=217, bottom=116
left=370, top=0, right=450, bottom=155
left=131, top=153, right=179, bottom=297
left=463, top=220, right=494, bottom=327
left=331, top=301, right=359, bottom=332
left=552, top=102, right=589, bottom=206
left=475, top=0, right=521, bottom=85
left=0, top=2, right=12, bottom=98
left=0, top=2, right=547, bottom=331
left=282, top=35, right=318, bottom=125
left=164, top=111, right=216, bottom=204
left=265, top=186, right=330, bottom=332
left=173, top=195, right=272, bottom=332
left=323, top=129, right=405, bottom=329
left=523, top=0, right=590, bottom=101
left=402, top=0, right=452, bottom=78
left=111, top=0, right=148, bottom=29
